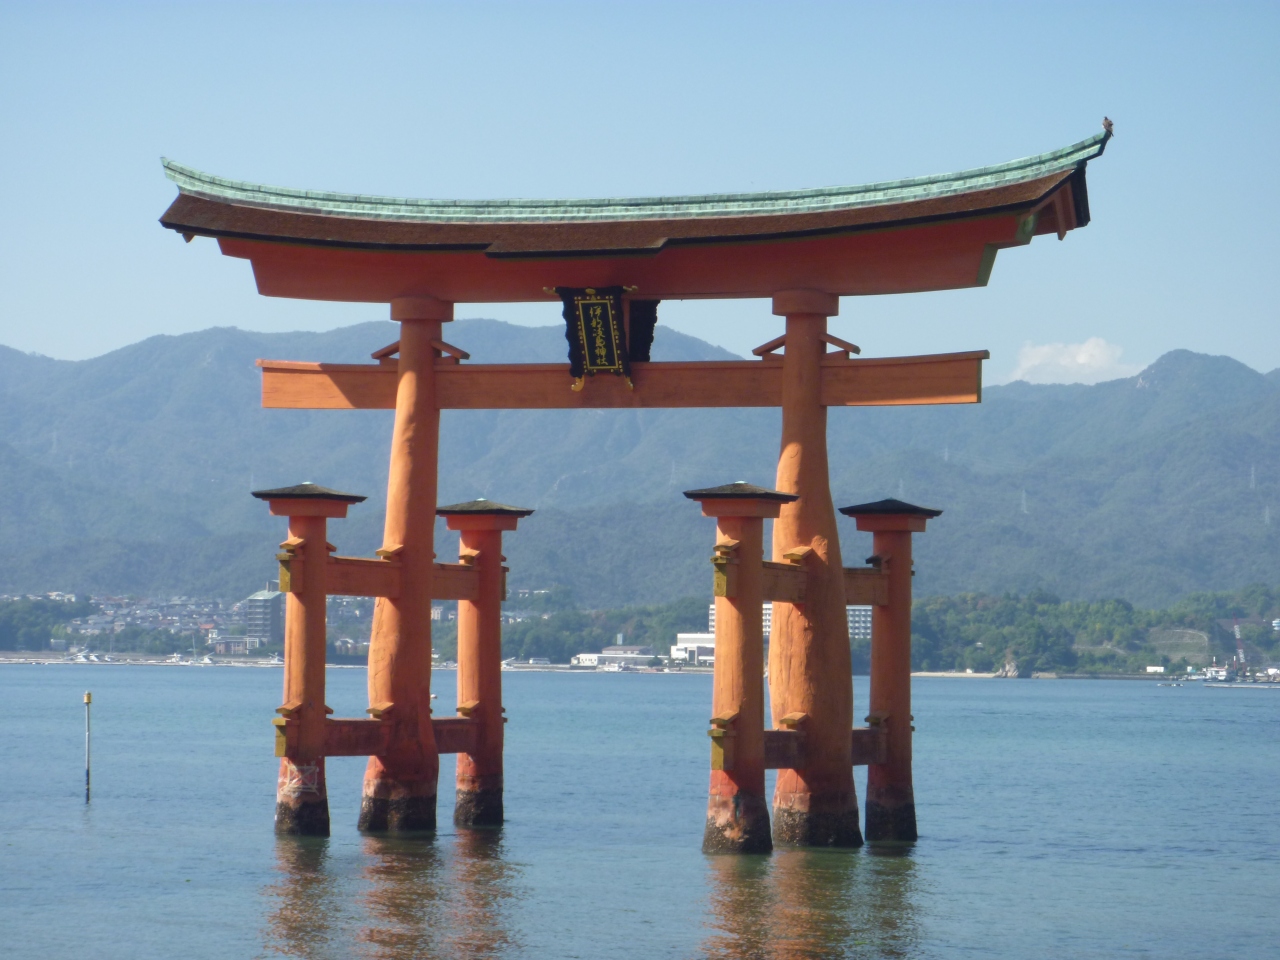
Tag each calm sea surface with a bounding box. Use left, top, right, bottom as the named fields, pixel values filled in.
left=1, top=665, right=1277, bottom=959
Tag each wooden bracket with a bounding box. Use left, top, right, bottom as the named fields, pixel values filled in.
left=819, top=332, right=861, bottom=357
left=272, top=717, right=293, bottom=758
left=276, top=537, right=305, bottom=593
left=457, top=699, right=480, bottom=718
left=276, top=699, right=303, bottom=719
left=782, top=545, right=813, bottom=564
left=366, top=701, right=394, bottom=720
left=708, top=713, right=739, bottom=771
left=751, top=334, right=787, bottom=359
left=710, top=711, right=739, bottom=729
left=431, top=338, right=470, bottom=362
left=371, top=341, right=400, bottom=364
left=710, top=540, right=740, bottom=598
left=779, top=711, right=809, bottom=729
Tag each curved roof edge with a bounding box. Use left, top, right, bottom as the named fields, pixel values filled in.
left=162, top=128, right=1109, bottom=225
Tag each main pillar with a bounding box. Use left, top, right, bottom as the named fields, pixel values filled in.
left=360, top=296, right=451, bottom=833
left=840, top=498, right=941, bottom=843
left=768, top=289, right=861, bottom=846
left=685, top=482, right=796, bottom=854
left=438, top=499, right=534, bottom=827
left=253, top=482, right=367, bottom=836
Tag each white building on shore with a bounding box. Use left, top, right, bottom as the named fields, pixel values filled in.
left=671, top=632, right=715, bottom=665
left=707, top=602, right=872, bottom=640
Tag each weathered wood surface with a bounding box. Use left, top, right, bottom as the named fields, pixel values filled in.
left=327, top=556, right=401, bottom=598
left=761, top=561, right=806, bottom=603
left=762, top=727, right=887, bottom=769
left=763, top=729, right=806, bottom=769
left=258, top=352, right=986, bottom=410
left=850, top=726, right=888, bottom=766
left=285, top=717, right=480, bottom=757
left=432, top=562, right=479, bottom=601
left=844, top=567, right=890, bottom=606
left=432, top=717, right=479, bottom=755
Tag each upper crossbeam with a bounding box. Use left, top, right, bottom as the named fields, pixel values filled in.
left=258, top=352, right=989, bottom=410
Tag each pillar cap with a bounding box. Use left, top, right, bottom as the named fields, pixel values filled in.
left=252, top=482, right=364, bottom=518
left=436, top=498, right=534, bottom=517
left=253, top=482, right=366, bottom=503
left=838, top=498, right=941, bottom=518
left=438, top=498, right=533, bottom=531
left=684, top=481, right=796, bottom=518
left=840, top=497, right=941, bottom=532
left=684, top=481, right=797, bottom=503
left=771, top=289, right=839, bottom=317
left=391, top=295, right=453, bottom=322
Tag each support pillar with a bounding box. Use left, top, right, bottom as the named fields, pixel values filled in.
left=839, top=498, right=941, bottom=843
left=768, top=289, right=861, bottom=847
left=253, top=482, right=367, bottom=836
left=360, top=296, right=452, bottom=833
left=685, top=482, right=796, bottom=854
left=438, top=499, right=534, bottom=827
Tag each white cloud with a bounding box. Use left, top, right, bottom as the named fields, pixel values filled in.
left=1005, top=337, right=1143, bottom=385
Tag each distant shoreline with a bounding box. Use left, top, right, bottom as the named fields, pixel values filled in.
left=0, top=656, right=1198, bottom=681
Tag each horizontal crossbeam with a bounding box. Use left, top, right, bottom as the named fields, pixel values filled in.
left=761, top=726, right=888, bottom=769
left=761, top=561, right=806, bottom=603
left=258, top=352, right=987, bottom=411
left=844, top=567, right=889, bottom=606
left=276, top=554, right=478, bottom=600
left=276, top=716, right=480, bottom=758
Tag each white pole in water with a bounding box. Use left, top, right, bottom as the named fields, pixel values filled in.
left=84, top=690, right=92, bottom=803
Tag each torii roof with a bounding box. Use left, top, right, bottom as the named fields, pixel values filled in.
left=159, top=127, right=1109, bottom=304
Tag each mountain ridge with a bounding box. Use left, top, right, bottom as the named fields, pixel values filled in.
left=0, top=321, right=1275, bottom=606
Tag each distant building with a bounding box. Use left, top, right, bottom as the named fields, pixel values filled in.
left=243, top=583, right=284, bottom=648
left=1145, top=665, right=1165, bottom=674
left=570, top=653, right=599, bottom=667
left=213, top=638, right=250, bottom=655
left=671, top=632, right=715, bottom=665
left=597, top=645, right=656, bottom=666
left=708, top=602, right=871, bottom=640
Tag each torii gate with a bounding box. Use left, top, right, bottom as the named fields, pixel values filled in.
left=160, top=125, right=1109, bottom=848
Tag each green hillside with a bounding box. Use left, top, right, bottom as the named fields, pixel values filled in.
left=0, top=321, right=1276, bottom=607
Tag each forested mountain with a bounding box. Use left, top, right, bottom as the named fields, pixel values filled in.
left=1, top=320, right=1276, bottom=606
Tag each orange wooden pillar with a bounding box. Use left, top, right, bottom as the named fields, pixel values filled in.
left=768, top=289, right=861, bottom=847
left=253, top=482, right=366, bottom=836
left=685, top=482, right=797, bottom=854
left=840, top=498, right=941, bottom=842
left=360, top=296, right=451, bottom=833
left=438, top=499, right=533, bottom=827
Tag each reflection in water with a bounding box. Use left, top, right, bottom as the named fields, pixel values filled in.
left=263, top=838, right=346, bottom=960
left=445, top=830, right=521, bottom=959
left=358, top=836, right=451, bottom=960
left=261, top=832, right=521, bottom=960
left=701, top=847, right=919, bottom=960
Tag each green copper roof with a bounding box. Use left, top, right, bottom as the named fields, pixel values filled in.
left=162, top=129, right=1109, bottom=225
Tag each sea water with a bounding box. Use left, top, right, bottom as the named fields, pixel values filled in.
left=1, top=666, right=1276, bottom=959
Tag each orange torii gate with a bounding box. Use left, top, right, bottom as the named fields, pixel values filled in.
left=161, top=125, right=1109, bottom=847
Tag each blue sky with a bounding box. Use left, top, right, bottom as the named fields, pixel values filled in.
left=1, top=1, right=1277, bottom=382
